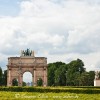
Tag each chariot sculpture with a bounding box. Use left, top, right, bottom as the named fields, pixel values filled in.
left=21, top=49, right=34, bottom=57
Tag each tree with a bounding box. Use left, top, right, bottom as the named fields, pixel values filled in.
left=12, top=79, right=18, bottom=86
left=55, top=65, right=67, bottom=86
left=2, top=70, right=7, bottom=86
left=47, top=60, right=86, bottom=86
left=48, top=62, right=67, bottom=86
left=48, top=63, right=56, bottom=86
left=79, top=72, right=90, bottom=86
left=22, top=81, right=26, bottom=86
left=68, top=59, right=85, bottom=73
left=37, top=78, right=43, bottom=86
left=88, top=71, right=95, bottom=86
left=0, top=67, right=3, bottom=86
left=66, top=59, right=85, bottom=86
left=79, top=71, right=95, bottom=86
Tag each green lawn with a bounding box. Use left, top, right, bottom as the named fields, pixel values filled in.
left=0, top=91, right=100, bottom=100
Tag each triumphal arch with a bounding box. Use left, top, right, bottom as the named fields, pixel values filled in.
left=7, top=49, right=47, bottom=86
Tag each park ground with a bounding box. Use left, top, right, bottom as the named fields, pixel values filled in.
left=0, top=86, right=100, bottom=100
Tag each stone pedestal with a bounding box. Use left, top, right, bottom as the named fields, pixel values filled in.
left=94, top=79, right=100, bottom=86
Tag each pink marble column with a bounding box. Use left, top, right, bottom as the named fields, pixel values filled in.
left=43, top=69, right=47, bottom=87
left=32, top=75, right=34, bottom=86
left=20, top=76, right=23, bottom=86
left=7, top=69, right=11, bottom=86
left=34, top=69, right=36, bottom=86
left=18, top=71, right=22, bottom=86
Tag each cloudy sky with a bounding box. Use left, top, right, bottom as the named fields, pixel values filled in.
left=0, top=0, right=100, bottom=72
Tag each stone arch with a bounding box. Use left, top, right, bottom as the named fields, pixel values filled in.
left=22, top=69, right=34, bottom=78
left=7, top=50, right=47, bottom=87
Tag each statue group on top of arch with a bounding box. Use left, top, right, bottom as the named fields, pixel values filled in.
left=95, top=71, right=100, bottom=80
left=21, top=48, right=34, bottom=56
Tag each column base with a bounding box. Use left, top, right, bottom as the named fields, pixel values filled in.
left=43, top=83, right=47, bottom=87
left=7, top=83, right=12, bottom=86
left=34, top=83, right=36, bottom=86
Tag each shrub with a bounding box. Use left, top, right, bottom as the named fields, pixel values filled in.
left=0, top=86, right=100, bottom=94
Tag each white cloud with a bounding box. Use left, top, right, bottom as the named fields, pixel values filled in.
left=0, top=0, right=100, bottom=71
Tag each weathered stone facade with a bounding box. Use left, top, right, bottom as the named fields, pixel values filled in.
left=7, top=50, right=47, bottom=86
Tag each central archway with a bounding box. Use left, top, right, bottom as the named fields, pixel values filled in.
left=23, top=72, right=33, bottom=86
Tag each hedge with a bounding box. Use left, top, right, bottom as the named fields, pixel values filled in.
left=0, top=86, right=100, bottom=94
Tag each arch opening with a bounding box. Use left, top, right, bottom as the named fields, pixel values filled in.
left=23, top=72, right=33, bottom=86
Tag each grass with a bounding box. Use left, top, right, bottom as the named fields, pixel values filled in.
left=0, top=87, right=100, bottom=100
left=0, top=91, right=100, bottom=100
